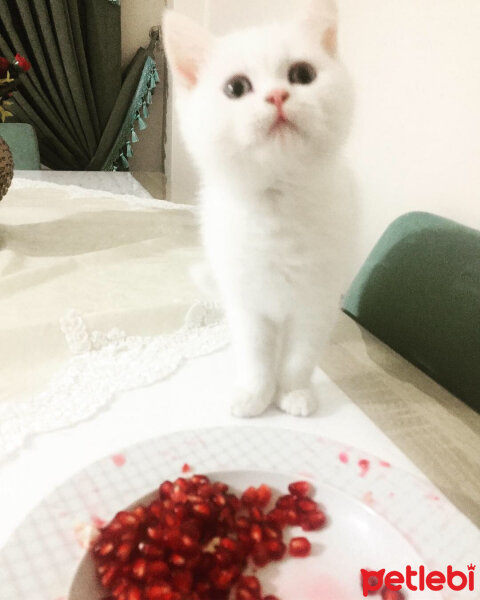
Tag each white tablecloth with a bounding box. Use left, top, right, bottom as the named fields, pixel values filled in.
left=0, top=176, right=477, bottom=556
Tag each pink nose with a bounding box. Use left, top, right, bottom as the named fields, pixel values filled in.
left=266, top=89, right=290, bottom=108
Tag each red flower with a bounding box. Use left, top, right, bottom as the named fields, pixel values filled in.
left=14, top=54, right=31, bottom=72
left=0, top=57, right=9, bottom=78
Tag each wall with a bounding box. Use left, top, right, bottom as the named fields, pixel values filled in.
left=167, top=0, right=480, bottom=262
left=121, top=0, right=166, bottom=174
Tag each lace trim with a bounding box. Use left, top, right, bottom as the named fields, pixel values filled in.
left=0, top=303, right=228, bottom=460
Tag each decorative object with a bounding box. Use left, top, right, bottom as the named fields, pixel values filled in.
left=0, top=53, right=31, bottom=122
left=0, top=53, right=32, bottom=198
left=0, top=0, right=167, bottom=171
left=0, top=134, right=14, bottom=199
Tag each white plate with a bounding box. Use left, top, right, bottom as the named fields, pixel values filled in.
left=0, top=427, right=477, bottom=600
left=70, top=469, right=434, bottom=600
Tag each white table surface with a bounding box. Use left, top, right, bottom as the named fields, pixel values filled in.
left=1, top=174, right=473, bottom=570
left=0, top=345, right=424, bottom=550
left=18, top=170, right=153, bottom=198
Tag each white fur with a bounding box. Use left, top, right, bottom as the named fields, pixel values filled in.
left=163, top=1, right=357, bottom=417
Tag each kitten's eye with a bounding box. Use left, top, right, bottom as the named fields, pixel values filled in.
left=288, top=62, right=317, bottom=85
left=224, top=75, right=253, bottom=99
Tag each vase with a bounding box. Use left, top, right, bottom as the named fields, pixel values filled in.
left=0, top=135, right=14, bottom=200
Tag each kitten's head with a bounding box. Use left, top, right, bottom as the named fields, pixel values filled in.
left=163, top=0, right=353, bottom=181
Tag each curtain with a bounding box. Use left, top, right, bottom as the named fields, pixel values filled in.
left=0, top=0, right=167, bottom=171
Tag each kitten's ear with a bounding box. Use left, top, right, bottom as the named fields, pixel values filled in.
left=162, top=11, right=213, bottom=90
left=301, top=0, right=339, bottom=57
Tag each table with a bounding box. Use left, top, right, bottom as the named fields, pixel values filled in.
left=0, top=175, right=478, bottom=557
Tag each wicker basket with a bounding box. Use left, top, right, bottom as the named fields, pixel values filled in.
left=0, top=135, right=14, bottom=200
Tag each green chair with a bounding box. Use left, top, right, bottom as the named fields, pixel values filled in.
left=0, top=123, right=40, bottom=170
left=342, top=212, right=480, bottom=412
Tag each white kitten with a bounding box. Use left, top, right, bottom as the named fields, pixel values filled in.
left=163, top=0, right=356, bottom=418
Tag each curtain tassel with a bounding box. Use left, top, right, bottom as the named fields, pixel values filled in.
left=142, top=102, right=149, bottom=119
left=131, top=128, right=139, bottom=143
left=126, top=141, right=133, bottom=158
left=154, top=68, right=160, bottom=84
left=150, top=74, right=157, bottom=89
left=146, top=90, right=153, bottom=105
left=136, top=113, right=147, bottom=130
left=120, top=152, right=129, bottom=169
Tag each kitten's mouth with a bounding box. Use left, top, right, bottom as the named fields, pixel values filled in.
left=268, top=112, right=297, bottom=136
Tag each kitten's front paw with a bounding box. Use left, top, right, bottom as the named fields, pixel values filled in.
left=231, top=387, right=273, bottom=418
left=277, top=388, right=318, bottom=417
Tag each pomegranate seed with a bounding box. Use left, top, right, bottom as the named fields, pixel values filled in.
left=249, top=506, right=264, bottom=523
left=297, top=498, right=318, bottom=513
left=266, top=539, right=286, bottom=560
left=147, top=526, right=164, bottom=542
left=127, top=585, right=142, bottom=600
left=241, top=487, right=258, bottom=505
left=182, top=463, right=192, bottom=473
left=133, top=506, right=148, bottom=521
left=211, top=566, right=240, bottom=590
left=197, top=484, right=213, bottom=499
left=192, top=474, right=210, bottom=486
left=112, top=577, right=130, bottom=596
left=252, top=542, right=270, bottom=567
left=263, top=525, right=280, bottom=540
left=173, top=477, right=189, bottom=492
left=212, top=481, right=229, bottom=493
left=116, top=542, right=134, bottom=562
left=213, top=494, right=227, bottom=507
left=172, top=570, right=193, bottom=593
left=238, top=575, right=262, bottom=593
left=215, top=547, right=234, bottom=567
left=146, top=561, right=169, bottom=578
left=162, top=529, right=181, bottom=549
left=265, top=509, right=287, bottom=528
left=162, top=499, right=174, bottom=511
left=301, top=511, right=327, bottom=531
left=164, top=511, right=181, bottom=528
left=236, top=590, right=259, bottom=600
left=227, top=494, right=241, bottom=511
left=220, top=537, right=238, bottom=552
left=288, top=481, right=311, bottom=497
left=131, top=558, right=147, bottom=579
left=250, top=524, right=263, bottom=543
left=192, top=503, right=211, bottom=518
left=116, top=511, right=139, bottom=527
left=256, top=484, right=272, bottom=507
left=139, top=543, right=164, bottom=558
left=285, top=509, right=300, bottom=526
left=288, top=537, right=311, bottom=558
left=181, top=519, right=201, bottom=541
left=100, top=565, right=118, bottom=588
left=145, top=583, right=172, bottom=599
left=170, top=553, right=186, bottom=567
left=96, top=541, right=115, bottom=557
left=171, top=487, right=188, bottom=504
left=236, top=516, right=250, bottom=530
left=149, top=501, right=163, bottom=520
left=276, top=495, right=296, bottom=510
left=159, top=481, right=174, bottom=499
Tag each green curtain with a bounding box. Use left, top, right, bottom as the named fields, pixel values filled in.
left=0, top=0, right=167, bottom=171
